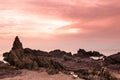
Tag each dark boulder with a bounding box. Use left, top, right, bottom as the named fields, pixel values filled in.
left=49, top=49, right=72, bottom=58
left=87, top=51, right=104, bottom=57
left=24, top=48, right=49, bottom=56
left=73, top=49, right=89, bottom=58
left=73, top=49, right=104, bottom=58
left=104, top=52, right=120, bottom=65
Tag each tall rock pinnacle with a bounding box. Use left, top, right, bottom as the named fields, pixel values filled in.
left=3, top=36, right=24, bottom=68
left=12, top=36, right=23, bottom=50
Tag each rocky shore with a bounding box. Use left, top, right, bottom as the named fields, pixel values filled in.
left=0, top=36, right=120, bottom=80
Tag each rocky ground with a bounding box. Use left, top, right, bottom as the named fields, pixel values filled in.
left=0, top=61, right=21, bottom=79
left=0, top=69, right=84, bottom=80
left=1, top=36, right=120, bottom=80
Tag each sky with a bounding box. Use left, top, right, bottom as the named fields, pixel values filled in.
left=0, top=0, right=120, bottom=55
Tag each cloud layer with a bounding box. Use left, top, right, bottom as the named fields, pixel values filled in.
left=0, top=0, right=120, bottom=53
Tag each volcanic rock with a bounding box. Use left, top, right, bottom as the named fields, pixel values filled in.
left=0, top=61, right=21, bottom=79
left=104, top=52, right=120, bottom=65
left=49, top=49, right=72, bottom=58
left=3, top=36, right=120, bottom=80
left=73, top=49, right=104, bottom=58
left=3, top=36, right=24, bottom=68
left=73, top=49, right=89, bottom=58
left=3, top=36, right=65, bottom=72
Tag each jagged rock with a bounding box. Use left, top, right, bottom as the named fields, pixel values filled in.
left=3, top=36, right=37, bottom=69
left=49, top=49, right=72, bottom=58
left=3, top=36, right=65, bottom=72
left=87, top=51, right=104, bottom=57
left=73, top=49, right=104, bottom=58
left=73, top=49, right=89, bottom=58
left=0, top=61, right=21, bottom=79
left=2, top=36, right=120, bottom=79
left=3, top=36, right=24, bottom=67
left=24, top=48, right=49, bottom=56
left=3, top=37, right=103, bottom=73
left=103, top=53, right=120, bottom=80
left=63, top=55, right=73, bottom=61
left=104, top=52, right=120, bottom=65
left=0, top=61, right=11, bottom=69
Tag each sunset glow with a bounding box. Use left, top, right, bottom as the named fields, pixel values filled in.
left=0, top=10, right=73, bottom=37
left=0, top=0, right=120, bottom=53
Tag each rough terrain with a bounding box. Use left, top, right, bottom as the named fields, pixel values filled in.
left=1, top=36, right=120, bottom=80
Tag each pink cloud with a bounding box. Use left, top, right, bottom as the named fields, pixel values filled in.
left=0, top=0, right=120, bottom=53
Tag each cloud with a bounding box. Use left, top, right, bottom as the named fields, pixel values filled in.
left=1, top=0, right=120, bottom=21
left=0, top=0, right=120, bottom=51
left=20, top=0, right=120, bottom=21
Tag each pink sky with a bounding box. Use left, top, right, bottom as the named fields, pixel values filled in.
left=0, top=0, right=120, bottom=54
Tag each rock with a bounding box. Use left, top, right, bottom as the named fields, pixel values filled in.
left=12, top=36, right=23, bottom=51
left=3, top=36, right=24, bottom=68
left=73, top=49, right=89, bottom=58
left=2, top=36, right=120, bottom=80
left=104, top=52, right=120, bottom=65
left=46, top=68, right=59, bottom=75
left=77, top=49, right=86, bottom=54
left=3, top=36, right=33, bottom=69
left=24, top=48, right=49, bottom=56
left=104, top=52, right=120, bottom=76
left=0, top=61, right=21, bottom=79
left=49, top=49, right=72, bottom=58
left=73, top=49, right=105, bottom=58
left=3, top=36, right=65, bottom=72
left=63, top=55, right=73, bottom=61
left=107, top=64, right=120, bottom=71
left=0, top=61, right=12, bottom=69
left=87, top=51, right=104, bottom=57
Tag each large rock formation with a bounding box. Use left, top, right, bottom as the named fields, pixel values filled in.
left=3, top=36, right=37, bottom=69
left=3, top=36, right=120, bottom=80
left=3, top=36, right=24, bottom=68
left=3, top=36, right=65, bottom=72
